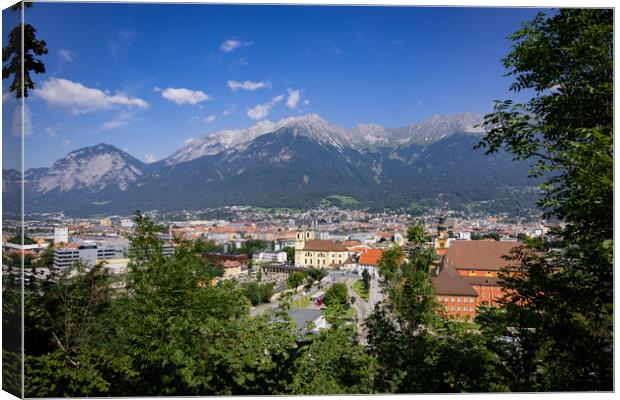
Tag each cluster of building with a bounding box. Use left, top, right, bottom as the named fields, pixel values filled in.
left=290, top=220, right=521, bottom=321
left=3, top=207, right=536, bottom=323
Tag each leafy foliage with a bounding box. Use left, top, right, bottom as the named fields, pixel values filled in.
left=286, top=271, right=305, bottom=291
left=476, top=9, right=613, bottom=391
left=324, top=282, right=350, bottom=309
left=2, top=2, right=47, bottom=98
left=243, top=282, right=274, bottom=306
left=289, top=325, right=377, bottom=394
left=362, top=269, right=371, bottom=291
left=283, top=246, right=295, bottom=263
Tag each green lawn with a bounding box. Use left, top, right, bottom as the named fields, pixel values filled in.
left=352, top=280, right=369, bottom=301
left=292, top=296, right=311, bottom=309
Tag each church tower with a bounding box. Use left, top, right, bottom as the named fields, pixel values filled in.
left=295, top=230, right=315, bottom=250
left=435, top=217, right=449, bottom=256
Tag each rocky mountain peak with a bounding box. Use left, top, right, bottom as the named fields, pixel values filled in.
left=34, top=143, right=145, bottom=193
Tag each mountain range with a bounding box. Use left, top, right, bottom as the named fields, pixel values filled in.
left=3, top=113, right=541, bottom=217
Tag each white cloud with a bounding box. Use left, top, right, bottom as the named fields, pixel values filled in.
left=189, top=115, right=200, bottom=123
left=58, top=48, right=76, bottom=63
left=247, top=95, right=283, bottom=120
left=61, top=138, right=72, bottom=146
left=159, top=87, right=211, bottom=105
left=304, top=99, right=310, bottom=106
left=144, top=153, right=157, bottom=163
left=227, top=80, right=270, bottom=92
left=204, top=115, right=216, bottom=123
left=184, top=137, right=195, bottom=144
left=286, top=88, right=301, bottom=109
left=45, top=127, right=57, bottom=138
left=220, top=38, right=252, bottom=53
left=101, top=111, right=135, bottom=130
left=36, top=78, right=148, bottom=114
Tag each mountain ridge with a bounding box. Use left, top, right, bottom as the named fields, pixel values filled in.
left=3, top=113, right=542, bottom=217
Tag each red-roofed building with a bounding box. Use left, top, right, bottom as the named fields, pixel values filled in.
left=442, top=240, right=521, bottom=306
left=432, top=262, right=478, bottom=320
left=294, top=231, right=350, bottom=268
left=358, top=248, right=384, bottom=278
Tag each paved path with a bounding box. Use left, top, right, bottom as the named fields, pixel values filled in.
left=346, top=275, right=387, bottom=345
left=347, top=279, right=369, bottom=344
left=368, top=276, right=386, bottom=310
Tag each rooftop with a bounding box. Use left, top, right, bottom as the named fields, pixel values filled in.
left=358, top=249, right=384, bottom=266
left=302, top=239, right=348, bottom=252
left=289, top=309, right=322, bottom=330
left=443, top=240, right=522, bottom=271
left=432, top=263, right=478, bottom=297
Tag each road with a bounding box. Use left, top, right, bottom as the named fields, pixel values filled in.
left=368, top=275, right=386, bottom=310
left=249, top=272, right=356, bottom=317
left=249, top=271, right=384, bottom=345
left=346, top=274, right=386, bottom=344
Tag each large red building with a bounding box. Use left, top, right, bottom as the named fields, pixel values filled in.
left=432, top=262, right=479, bottom=320
left=443, top=240, right=521, bottom=306
left=432, top=240, right=522, bottom=319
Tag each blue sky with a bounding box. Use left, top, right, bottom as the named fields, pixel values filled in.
left=2, top=4, right=549, bottom=169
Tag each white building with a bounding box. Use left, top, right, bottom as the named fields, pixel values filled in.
left=458, top=231, right=471, bottom=240
left=254, top=251, right=287, bottom=263
left=54, top=227, right=69, bottom=244
left=53, top=241, right=127, bottom=270
left=120, top=219, right=135, bottom=228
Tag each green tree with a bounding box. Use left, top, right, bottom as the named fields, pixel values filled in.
left=283, top=246, right=295, bottom=263
left=23, top=263, right=132, bottom=397
left=476, top=9, right=613, bottom=391
left=238, top=239, right=269, bottom=258
left=114, top=213, right=299, bottom=395
left=286, top=271, right=305, bottom=292
left=2, top=1, right=48, bottom=98
left=308, top=267, right=327, bottom=284
left=35, top=244, right=55, bottom=269
left=324, top=282, right=349, bottom=309
left=361, top=269, right=370, bottom=292
left=192, top=239, right=223, bottom=253
left=366, top=220, right=510, bottom=393
left=289, top=325, right=377, bottom=394
left=244, top=282, right=262, bottom=306
left=323, top=282, right=352, bottom=326
left=482, top=232, right=500, bottom=241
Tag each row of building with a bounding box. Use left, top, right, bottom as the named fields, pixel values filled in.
left=290, top=224, right=520, bottom=321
